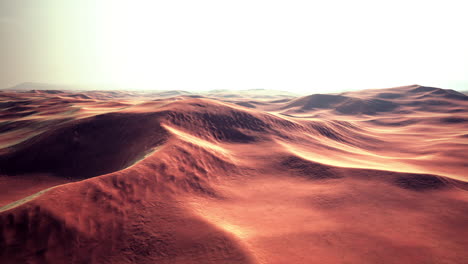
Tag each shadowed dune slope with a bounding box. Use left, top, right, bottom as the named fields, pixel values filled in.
left=0, top=112, right=168, bottom=178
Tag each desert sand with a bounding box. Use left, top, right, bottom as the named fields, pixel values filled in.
left=0, top=84, right=467, bottom=263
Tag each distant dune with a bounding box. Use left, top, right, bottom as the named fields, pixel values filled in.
left=1, top=85, right=468, bottom=263
left=2, top=83, right=299, bottom=100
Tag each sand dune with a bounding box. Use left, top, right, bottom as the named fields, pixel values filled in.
left=0, top=85, right=467, bottom=263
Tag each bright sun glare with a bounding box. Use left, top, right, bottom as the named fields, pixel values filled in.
left=2, top=0, right=468, bottom=92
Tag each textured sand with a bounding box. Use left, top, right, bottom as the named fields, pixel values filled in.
left=0, top=85, right=467, bottom=263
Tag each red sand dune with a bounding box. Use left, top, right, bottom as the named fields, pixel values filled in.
left=0, top=85, right=468, bottom=263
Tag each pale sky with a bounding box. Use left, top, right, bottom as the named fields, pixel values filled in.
left=1, top=0, right=467, bottom=93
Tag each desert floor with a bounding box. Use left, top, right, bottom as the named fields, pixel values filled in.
left=1, top=85, right=467, bottom=263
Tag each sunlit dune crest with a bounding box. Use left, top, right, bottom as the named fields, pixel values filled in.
left=1, top=85, right=468, bottom=263
left=162, top=124, right=232, bottom=157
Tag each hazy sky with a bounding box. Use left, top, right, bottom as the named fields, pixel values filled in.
left=1, top=0, right=467, bottom=93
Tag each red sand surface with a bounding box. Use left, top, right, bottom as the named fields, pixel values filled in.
left=0, top=85, right=468, bottom=263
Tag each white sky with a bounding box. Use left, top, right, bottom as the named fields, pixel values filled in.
left=1, top=0, right=467, bottom=93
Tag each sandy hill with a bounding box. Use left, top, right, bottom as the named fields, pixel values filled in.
left=278, top=85, right=468, bottom=116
